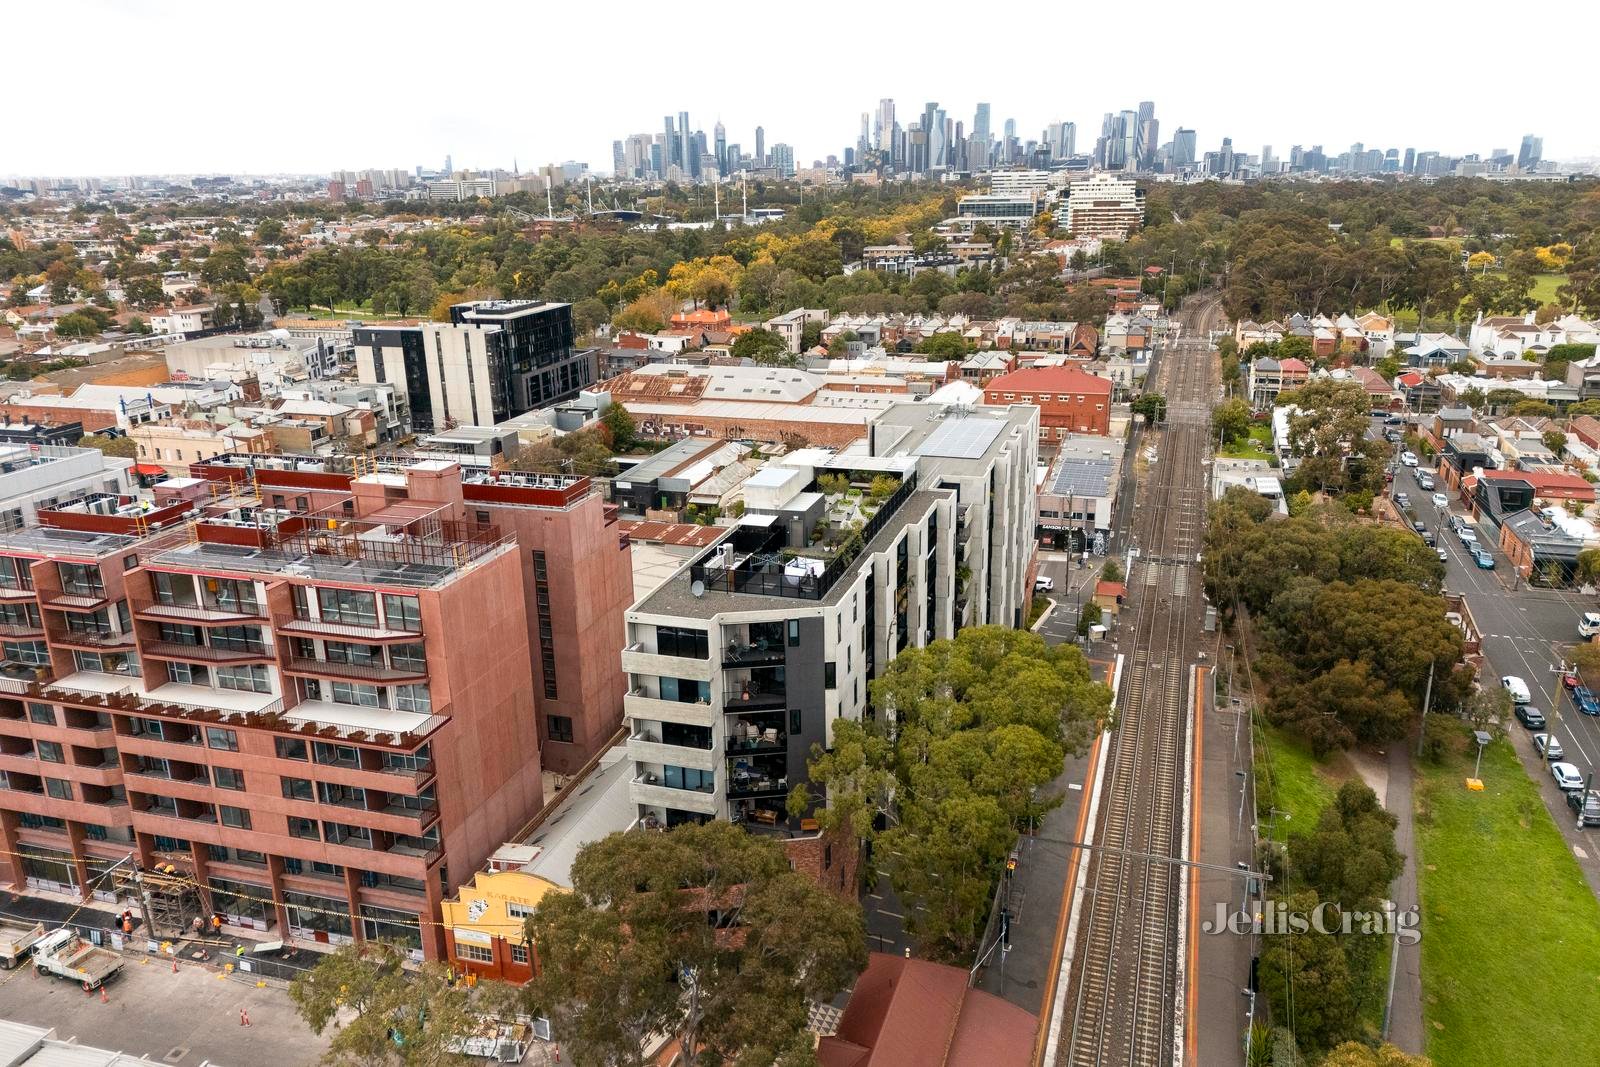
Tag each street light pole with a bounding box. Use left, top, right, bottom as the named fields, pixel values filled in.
left=1414, top=659, right=1437, bottom=758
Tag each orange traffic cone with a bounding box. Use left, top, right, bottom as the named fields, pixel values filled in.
left=100, top=987, right=108, bottom=1004
left=172, top=958, right=179, bottom=973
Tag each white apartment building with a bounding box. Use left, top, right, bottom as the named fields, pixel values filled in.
left=1065, top=174, right=1146, bottom=240
left=0, top=445, right=136, bottom=532
left=620, top=402, right=1038, bottom=831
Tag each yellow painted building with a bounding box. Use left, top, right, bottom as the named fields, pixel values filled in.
left=439, top=869, right=559, bottom=982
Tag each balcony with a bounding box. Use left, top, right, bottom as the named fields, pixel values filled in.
left=275, top=614, right=421, bottom=644
left=37, top=590, right=108, bottom=613
left=624, top=689, right=715, bottom=728
left=0, top=622, right=44, bottom=639
left=132, top=598, right=265, bottom=626
left=621, top=644, right=712, bottom=682
left=631, top=777, right=718, bottom=815
left=283, top=657, right=428, bottom=685
left=723, top=687, right=786, bottom=712
left=48, top=628, right=135, bottom=652
left=726, top=774, right=789, bottom=799
left=0, top=586, right=36, bottom=603
left=720, top=642, right=786, bottom=669
left=726, top=732, right=787, bottom=756
left=141, top=640, right=273, bottom=665
left=629, top=734, right=717, bottom=772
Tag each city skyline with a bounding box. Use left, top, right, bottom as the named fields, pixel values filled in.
left=9, top=0, right=1600, bottom=177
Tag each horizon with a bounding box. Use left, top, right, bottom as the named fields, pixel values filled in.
left=9, top=0, right=1599, bottom=177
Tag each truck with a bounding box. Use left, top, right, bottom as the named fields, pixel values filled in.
left=0, top=921, right=44, bottom=969
left=448, top=1018, right=535, bottom=1063
left=31, top=928, right=123, bottom=990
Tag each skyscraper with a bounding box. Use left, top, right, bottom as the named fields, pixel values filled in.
left=1119, top=109, right=1138, bottom=170
left=1517, top=134, right=1543, bottom=170
left=663, top=116, right=676, bottom=169
left=859, top=112, right=870, bottom=159
left=678, top=112, right=692, bottom=178
left=714, top=121, right=727, bottom=175
left=876, top=99, right=895, bottom=152
left=612, top=140, right=626, bottom=177
left=771, top=143, right=795, bottom=177
left=1172, top=128, right=1197, bottom=168
left=755, top=126, right=765, bottom=167
left=1402, top=147, right=1416, bottom=174
left=1135, top=102, right=1156, bottom=169
left=972, top=102, right=991, bottom=170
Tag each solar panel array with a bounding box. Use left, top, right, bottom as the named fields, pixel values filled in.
left=1050, top=457, right=1115, bottom=497
left=913, top=417, right=1006, bottom=460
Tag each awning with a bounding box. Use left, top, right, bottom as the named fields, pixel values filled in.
left=133, top=464, right=168, bottom=477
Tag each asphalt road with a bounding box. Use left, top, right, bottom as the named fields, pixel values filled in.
left=1407, top=460, right=1600, bottom=898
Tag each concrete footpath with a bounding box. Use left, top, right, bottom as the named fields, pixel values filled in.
left=1383, top=745, right=1423, bottom=1054
left=1193, top=664, right=1253, bottom=1066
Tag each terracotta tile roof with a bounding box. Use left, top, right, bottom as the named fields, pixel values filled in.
left=982, top=364, right=1112, bottom=396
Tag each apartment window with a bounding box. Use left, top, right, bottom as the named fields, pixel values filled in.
left=510, top=944, right=530, bottom=965
left=37, top=741, right=63, bottom=763
left=168, top=662, right=208, bottom=686
left=825, top=662, right=837, bottom=690
left=456, top=943, right=493, bottom=964
left=152, top=836, right=189, bottom=854
left=217, top=664, right=270, bottom=693
left=275, top=737, right=308, bottom=761
left=219, top=806, right=251, bottom=830
left=313, top=742, right=359, bottom=767
left=27, top=703, right=55, bottom=725
left=656, top=626, right=708, bottom=659
left=389, top=642, right=426, bottom=673
left=547, top=715, right=573, bottom=744
left=213, top=767, right=246, bottom=791
left=287, top=817, right=320, bottom=840
left=57, top=562, right=105, bottom=598
left=330, top=681, right=381, bottom=708
left=382, top=594, right=421, bottom=632
left=394, top=684, right=431, bottom=714
left=326, top=641, right=383, bottom=667
left=787, top=620, right=800, bottom=646
left=318, top=588, right=378, bottom=627
left=790, top=709, right=803, bottom=735
left=532, top=550, right=557, bottom=700
left=206, top=727, right=238, bottom=751
left=281, top=777, right=314, bottom=801
left=3, top=641, right=48, bottom=666
left=311, top=862, right=343, bottom=877
left=662, top=765, right=714, bottom=792
left=45, top=778, right=72, bottom=801
left=318, top=782, right=366, bottom=807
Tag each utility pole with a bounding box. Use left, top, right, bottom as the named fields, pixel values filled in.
left=1414, top=659, right=1436, bottom=757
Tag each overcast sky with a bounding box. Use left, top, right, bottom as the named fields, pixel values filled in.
left=10, top=0, right=1598, bottom=178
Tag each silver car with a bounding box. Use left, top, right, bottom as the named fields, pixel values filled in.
left=1534, top=733, right=1565, bottom=761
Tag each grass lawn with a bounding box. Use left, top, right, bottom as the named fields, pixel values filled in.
left=1218, top=424, right=1273, bottom=462
left=1530, top=272, right=1566, bottom=305
left=1253, top=720, right=1353, bottom=832
left=1415, top=737, right=1600, bottom=1066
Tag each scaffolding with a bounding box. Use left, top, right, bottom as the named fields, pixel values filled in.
left=111, top=864, right=203, bottom=939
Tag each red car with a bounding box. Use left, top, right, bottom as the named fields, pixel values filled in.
left=1563, top=672, right=1581, bottom=691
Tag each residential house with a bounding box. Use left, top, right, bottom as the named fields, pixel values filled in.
left=1403, top=333, right=1469, bottom=368
left=981, top=365, right=1114, bottom=440
left=1247, top=357, right=1309, bottom=410
left=1396, top=371, right=1442, bottom=412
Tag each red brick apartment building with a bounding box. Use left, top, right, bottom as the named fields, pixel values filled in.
left=0, top=457, right=629, bottom=962
left=981, top=365, right=1114, bottom=441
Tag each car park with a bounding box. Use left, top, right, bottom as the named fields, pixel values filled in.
left=1034, top=576, right=1054, bottom=593
left=1503, top=676, right=1531, bottom=704
left=1400, top=451, right=1419, bottom=467
left=1515, top=704, right=1547, bottom=729
left=1432, top=493, right=1449, bottom=509
left=1574, top=686, right=1600, bottom=716
left=1534, top=733, right=1565, bottom=760
left=1474, top=549, right=1496, bottom=569
left=1568, top=789, right=1600, bottom=827
left=1552, top=762, right=1586, bottom=792
left=1581, top=612, right=1600, bottom=639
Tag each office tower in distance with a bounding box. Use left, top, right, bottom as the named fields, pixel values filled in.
left=972, top=102, right=991, bottom=170
left=612, top=141, right=625, bottom=177
left=663, top=116, right=676, bottom=169
left=1517, top=134, right=1543, bottom=169
left=755, top=126, right=765, bottom=167
left=444, top=153, right=452, bottom=175
left=1172, top=128, right=1197, bottom=168
left=876, top=99, right=895, bottom=152
left=714, top=121, right=726, bottom=174
left=770, top=143, right=794, bottom=177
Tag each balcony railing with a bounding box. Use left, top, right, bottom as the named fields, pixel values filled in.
left=0, top=622, right=44, bottom=639
left=0, top=586, right=36, bottom=602
left=37, top=591, right=108, bottom=612
left=141, top=640, right=273, bottom=664
left=634, top=772, right=715, bottom=794
left=132, top=598, right=265, bottom=625
left=275, top=614, right=422, bottom=644
left=727, top=775, right=788, bottom=799
left=284, top=657, right=428, bottom=685
left=726, top=733, right=786, bottom=755
left=50, top=628, right=135, bottom=651
left=720, top=643, right=786, bottom=668
left=724, top=689, right=786, bottom=712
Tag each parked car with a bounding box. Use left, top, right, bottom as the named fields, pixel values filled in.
left=1432, top=493, right=1449, bottom=510
left=1422, top=531, right=1436, bottom=546
left=1436, top=547, right=1449, bottom=562
left=1503, top=676, right=1532, bottom=704
left=1552, top=762, right=1586, bottom=792
left=1563, top=671, right=1582, bottom=690
left=1535, top=733, right=1565, bottom=760
left=1449, top=514, right=1467, bottom=532
left=1568, top=789, right=1600, bottom=827
left=1385, top=429, right=1402, bottom=443
left=1034, top=576, right=1054, bottom=593
left=1474, top=549, right=1496, bottom=569
left=1581, top=612, right=1600, bottom=639
left=1458, top=528, right=1478, bottom=546
left=1515, top=704, right=1547, bottom=729
left=1574, top=685, right=1600, bottom=716
left=1417, top=472, right=1435, bottom=490
left=1385, top=415, right=1404, bottom=426
left=1400, top=451, right=1419, bottom=467
left=1413, top=520, right=1428, bottom=534
left=1395, top=492, right=1411, bottom=508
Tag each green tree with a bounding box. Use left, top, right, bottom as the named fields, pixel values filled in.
left=1268, top=660, right=1414, bottom=755
left=1131, top=393, right=1167, bottom=423
left=1576, top=548, right=1600, bottom=585
left=1258, top=889, right=1359, bottom=1053
left=915, top=332, right=970, bottom=360
left=1213, top=397, right=1252, bottom=444
left=601, top=403, right=637, bottom=451
left=1281, top=380, right=1370, bottom=492
left=800, top=319, right=824, bottom=351
left=1077, top=599, right=1104, bottom=636
left=1287, top=780, right=1403, bottom=911
left=1321, top=1043, right=1431, bottom=1067
left=521, top=822, right=865, bottom=1067
left=731, top=327, right=793, bottom=365
left=289, top=941, right=475, bottom=1066
left=1101, top=558, right=1124, bottom=583
left=1544, top=428, right=1568, bottom=455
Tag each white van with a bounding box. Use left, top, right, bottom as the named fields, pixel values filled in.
left=1580, top=612, right=1600, bottom=639
left=1502, top=676, right=1532, bottom=704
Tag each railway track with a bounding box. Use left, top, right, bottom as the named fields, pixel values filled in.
left=1056, top=293, right=1221, bottom=1067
